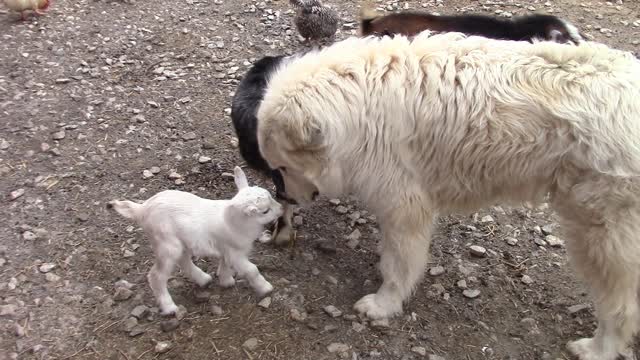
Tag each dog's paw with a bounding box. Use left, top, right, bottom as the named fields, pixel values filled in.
left=353, top=293, right=402, bottom=320
left=159, top=303, right=179, bottom=317
left=567, top=338, right=634, bottom=360
left=255, top=281, right=274, bottom=297
left=258, top=231, right=273, bottom=244
left=273, top=226, right=292, bottom=246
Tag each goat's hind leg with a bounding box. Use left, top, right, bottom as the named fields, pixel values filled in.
left=178, top=253, right=212, bottom=287
left=148, top=254, right=179, bottom=316
left=216, top=256, right=236, bottom=288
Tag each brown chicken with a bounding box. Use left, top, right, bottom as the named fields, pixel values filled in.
left=3, top=0, right=51, bottom=21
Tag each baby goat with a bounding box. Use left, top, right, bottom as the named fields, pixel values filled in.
left=231, top=55, right=298, bottom=247
left=360, top=7, right=585, bottom=44
left=108, top=166, right=282, bottom=315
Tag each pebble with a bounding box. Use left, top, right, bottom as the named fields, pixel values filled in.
left=132, top=115, right=146, bottom=123
left=481, top=215, right=494, bottom=223
left=469, top=245, right=487, bottom=257
left=123, top=317, right=138, bottom=332
left=150, top=166, right=161, bottom=174
left=463, top=289, right=481, bottom=299
left=154, top=341, right=172, bottom=354
left=329, top=199, right=341, bottom=205
left=429, top=266, right=445, bottom=276
left=456, top=280, right=467, bottom=289
left=115, top=279, right=134, bottom=290
left=182, top=132, right=197, bottom=141
left=293, top=215, right=303, bottom=226
left=0, top=304, right=17, bottom=316
left=160, top=318, right=180, bottom=332
left=568, top=303, right=590, bottom=314
left=324, top=305, right=342, bottom=318
left=243, top=337, right=259, bottom=351
left=327, top=275, right=339, bottom=285
left=114, top=287, right=134, bottom=301
left=352, top=322, right=366, bottom=332
left=346, top=229, right=361, bottom=249
left=123, top=250, right=135, bottom=258
left=429, top=355, right=445, bottom=360
left=10, top=189, right=25, bottom=201
left=541, top=225, right=554, bottom=235
left=257, top=297, right=271, bottom=309
left=545, top=235, right=565, bottom=248
left=14, top=323, right=25, bottom=337
left=371, top=318, right=390, bottom=328
left=336, top=205, right=348, bottom=214
left=198, top=156, right=211, bottom=163
left=327, top=343, right=349, bottom=353
left=290, top=308, right=308, bottom=322
left=52, top=130, right=66, bottom=140
left=39, top=263, right=56, bottom=273
left=142, top=170, right=154, bottom=179
left=411, top=346, right=427, bottom=356
left=45, top=273, right=60, bottom=282
left=505, top=237, right=518, bottom=246
left=0, top=139, right=9, bottom=150
left=210, top=304, right=224, bottom=315
left=22, top=231, right=36, bottom=241
left=534, top=238, right=547, bottom=246
left=131, top=305, right=149, bottom=319
left=521, top=275, right=534, bottom=285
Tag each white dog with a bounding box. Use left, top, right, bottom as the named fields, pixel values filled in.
left=256, top=31, right=640, bottom=360
left=108, top=166, right=283, bottom=315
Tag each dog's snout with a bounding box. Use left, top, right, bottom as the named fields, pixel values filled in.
left=312, top=191, right=319, bottom=201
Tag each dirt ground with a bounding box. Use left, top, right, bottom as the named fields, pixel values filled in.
left=1, top=0, right=640, bottom=359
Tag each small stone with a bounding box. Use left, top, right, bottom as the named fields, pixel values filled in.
left=123, top=317, right=138, bottom=332
left=0, top=304, right=17, bottom=316
left=429, top=355, right=445, bottom=360
left=10, top=189, right=25, bottom=201
left=115, top=279, right=134, bottom=290
left=14, top=323, right=25, bottom=337
left=129, top=327, right=145, bottom=337
left=293, top=215, right=303, bottom=226
left=545, top=235, right=565, bottom=248
left=123, top=249, right=135, bottom=258
left=411, top=346, right=427, bottom=356
left=198, top=156, right=211, bottom=163
left=168, top=171, right=182, bottom=180
left=463, top=289, right=481, bottom=299
left=568, top=303, right=590, bottom=314
left=202, top=139, right=216, bottom=149
left=327, top=343, right=349, bottom=353
left=521, top=275, right=534, bottom=285
left=469, top=245, right=487, bottom=257
left=336, top=205, right=348, bottom=214
left=45, top=273, right=60, bottom=282
left=456, top=280, right=467, bottom=289
left=371, top=318, right=390, bottom=328
left=175, top=305, right=187, bottom=320
left=77, top=213, right=89, bottom=222
left=39, top=263, right=56, bottom=273
left=142, top=170, right=154, bottom=179
left=243, top=338, right=259, bottom=351
left=0, top=139, right=9, bottom=150
left=160, top=318, right=180, bottom=332
left=182, top=132, right=197, bottom=141
left=352, top=322, right=366, bottom=332
left=324, top=305, right=342, bottom=318
left=210, top=304, right=223, bottom=315
left=429, top=266, right=445, bottom=276
left=52, top=130, right=66, bottom=140
left=154, top=341, right=172, bottom=354
left=22, top=231, right=36, bottom=241
left=541, top=225, right=554, bottom=235
left=40, top=143, right=50, bottom=152
left=290, top=308, right=307, bottom=322
left=326, top=275, right=338, bottom=285
left=480, top=215, right=494, bottom=223
left=114, top=287, right=134, bottom=301
left=131, top=305, right=149, bottom=319
left=257, top=297, right=271, bottom=309
left=505, top=237, right=518, bottom=246
left=150, top=166, right=161, bottom=174
left=132, top=115, right=146, bottom=123
left=329, top=199, right=341, bottom=205
left=534, top=238, right=547, bottom=246
left=194, top=290, right=211, bottom=303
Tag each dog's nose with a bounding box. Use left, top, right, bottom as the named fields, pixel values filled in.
left=312, top=191, right=319, bottom=201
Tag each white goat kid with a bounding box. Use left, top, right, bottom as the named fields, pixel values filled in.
left=108, top=166, right=282, bottom=315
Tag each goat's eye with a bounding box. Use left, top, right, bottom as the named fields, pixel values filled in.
left=262, top=209, right=270, bottom=214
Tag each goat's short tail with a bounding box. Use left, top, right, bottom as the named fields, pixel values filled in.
left=359, top=2, right=380, bottom=36
left=107, top=199, right=143, bottom=221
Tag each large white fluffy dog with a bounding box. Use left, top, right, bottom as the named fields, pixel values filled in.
left=256, top=32, right=640, bottom=360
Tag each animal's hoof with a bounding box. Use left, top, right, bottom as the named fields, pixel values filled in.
left=567, top=338, right=634, bottom=360
left=219, top=277, right=236, bottom=288
left=160, top=304, right=178, bottom=317
left=255, top=281, right=274, bottom=297
left=353, top=293, right=402, bottom=320
left=196, top=273, right=213, bottom=288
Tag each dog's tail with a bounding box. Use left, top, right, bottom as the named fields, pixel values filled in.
left=107, top=199, right=143, bottom=221
left=359, top=2, right=380, bottom=36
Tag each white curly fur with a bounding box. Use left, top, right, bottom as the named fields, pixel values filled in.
left=257, top=31, right=640, bottom=360
left=108, top=166, right=283, bottom=315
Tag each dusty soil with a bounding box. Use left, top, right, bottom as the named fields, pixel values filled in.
left=1, top=0, right=639, bottom=359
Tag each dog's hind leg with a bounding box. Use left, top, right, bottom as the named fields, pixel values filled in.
left=178, top=253, right=213, bottom=288
left=554, top=179, right=640, bottom=360
left=354, top=189, right=435, bottom=320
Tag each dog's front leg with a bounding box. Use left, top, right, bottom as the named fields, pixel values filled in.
left=354, top=195, right=435, bottom=320
left=272, top=203, right=295, bottom=246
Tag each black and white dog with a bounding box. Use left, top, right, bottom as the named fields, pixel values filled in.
left=231, top=55, right=296, bottom=246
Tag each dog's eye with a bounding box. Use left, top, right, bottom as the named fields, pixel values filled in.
left=262, top=209, right=270, bottom=214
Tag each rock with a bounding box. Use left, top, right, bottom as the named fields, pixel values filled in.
left=142, top=170, right=154, bottom=179
left=541, top=225, right=554, bottom=235
left=182, top=132, right=197, bottom=141
left=352, top=322, right=366, bottom=332
left=45, top=273, right=60, bottom=282
left=198, top=156, right=211, bottom=163
left=243, top=338, right=259, bottom=351
left=202, top=139, right=217, bottom=149
left=293, top=215, right=303, bottom=226
left=568, top=303, right=590, bottom=315
left=175, top=305, right=187, bottom=320
left=371, top=318, right=390, bottom=328
left=77, top=213, right=89, bottom=222
left=469, top=245, right=487, bottom=257
left=123, top=317, right=138, bottom=332
left=194, top=290, right=211, bottom=303
left=154, top=341, right=172, bottom=354
left=463, top=289, right=481, bottom=299
left=210, top=304, right=224, bottom=316
left=290, top=308, right=308, bottom=322
left=521, top=275, right=534, bottom=285
left=327, top=275, right=339, bottom=285
left=429, top=355, right=445, bottom=360
left=505, top=237, right=518, bottom=246
left=39, top=263, right=56, bottom=273
left=14, top=323, right=25, bottom=337
left=131, top=305, right=149, bottom=319
left=429, top=266, right=445, bottom=276
left=481, top=215, right=494, bottom=223
left=257, top=297, right=271, bottom=309
left=456, top=280, right=467, bottom=289
left=123, top=250, right=135, bottom=258
left=114, top=287, right=134, bottom=301
left=129, top=327, right=145, bottom=337
left=0, top=304, right=17, bottom=316
left=160, top=318, right=180, bottom=332
left=411, top=346, right=427, bottom=356
left=150, top=166, right=161, bottom=174
left=115, top=279, right=134, bottom=290
left=52, top=130, right=66, bottom=140
left=534, top=238, right=547, bottom=246
left=544, top=235, right=565, bottom=248
left=168, top=171, right=182, bottom=180
left=336, top=205, right=349, bottom=214
left=327, top=343, right=349, bottom=353
left=9, top=189, right=25, bottom=201
left=132, top=115, right=146, bottom=123
left=329, top=199, right=341, bottom=205
left=22, top=231, right=36, bottom=241
left=0, top=139, right=9, bottom=150
left=324, top=305, right=342, bottom=318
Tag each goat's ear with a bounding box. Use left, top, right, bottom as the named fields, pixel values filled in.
left=243, top=205, right=258, bottom=216
left=234, top=166, right=249, bottom=190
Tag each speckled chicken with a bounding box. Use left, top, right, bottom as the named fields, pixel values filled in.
left=290, top=0, right=339, bottom=43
